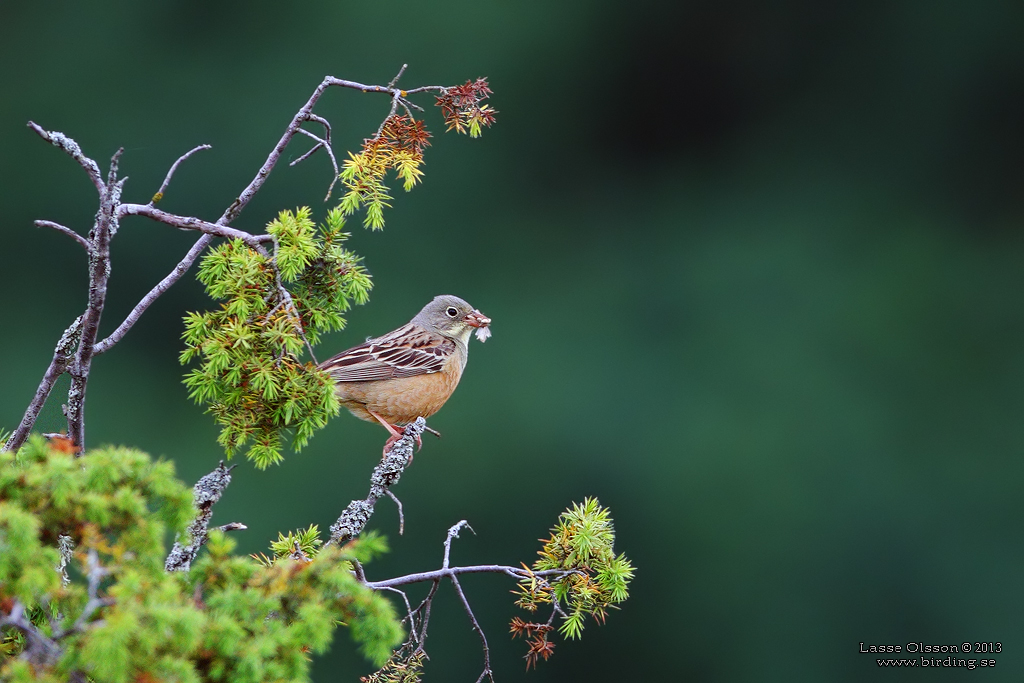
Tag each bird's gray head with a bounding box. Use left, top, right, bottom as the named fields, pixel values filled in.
left=412, top=295, right=491, bottom=344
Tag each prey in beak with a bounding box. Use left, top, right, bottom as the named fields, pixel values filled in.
left=464, top=309, right=492, bottom=342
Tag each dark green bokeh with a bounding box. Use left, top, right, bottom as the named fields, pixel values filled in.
left=3, top=1, right=1024, bottom=680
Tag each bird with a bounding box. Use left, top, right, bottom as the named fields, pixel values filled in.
left=318, top=295, right=491, bottom=454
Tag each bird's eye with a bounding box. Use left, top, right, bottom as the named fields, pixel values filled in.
left=446, top=307, right=459, bottom=318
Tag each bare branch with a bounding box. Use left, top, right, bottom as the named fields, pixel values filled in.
left=375, top=92, right=404, bottom=138
left=326, top=418, right=426, bottom=546
left=91, top=72, right=422, bottom=357
left=385, top=489, right=404, bottom=535
left=400, top=97, right=425, bottom=112
left=27, top=122, right=104, bottom=193
left=403, top=84, right=449, bottom=95
left=379, top=586, right=416, bottom=640
left=436, top=519, right=493, bottom=682
left=117, top=203, right=272, bottom=253
left=414, top=577, right=441, bottom=648
left=165, top=461, right=236, bottom=572
left=289, top=131, right=324, bottom=166
left=443, top=520, right=473, bottom=569
left=451, top=575, right=494, bottom=683
left=388, top=64, right=409, bottom=89
left=152, top=144, right=212, bottom=202
left=304, top=113, right=332, bottom=139
left=34, top=220, right=91, bottom=253
left=289, top=127, right=342, bottom=202
left=362, top=522, right=571, bottom=677
left=92, top=233, right=211, bottom=354
left=221, top=74, right=423, bottom=225
left=364, top=565, right=570, bottom=591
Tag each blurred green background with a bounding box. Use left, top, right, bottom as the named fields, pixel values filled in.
left=3, top=1, right=1024, bottom=680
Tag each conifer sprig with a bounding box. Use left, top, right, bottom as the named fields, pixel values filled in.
left=435, top=78, right=497, bottom=138
left=339, top=77, right=496, bottom=230
left=511, top=498, right=635, bottom=667
left=339, top=115, right=432, bottom=230
left=180, top=208, right=371, bottom=469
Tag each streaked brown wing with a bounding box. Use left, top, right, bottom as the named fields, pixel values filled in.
left=318, top=323, right=455, bottom=382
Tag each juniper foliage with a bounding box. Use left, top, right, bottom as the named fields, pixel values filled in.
left=181, top=207, right=371, bottom=469
left=0, top=438, right=403, bottom=682
left=511, top=498, right=635, bottom=668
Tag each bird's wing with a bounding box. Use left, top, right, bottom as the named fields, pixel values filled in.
left=318, top=323, right=456, bottom=382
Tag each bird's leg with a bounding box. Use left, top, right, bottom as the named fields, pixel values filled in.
left=367, top=410, right=422, bottom=458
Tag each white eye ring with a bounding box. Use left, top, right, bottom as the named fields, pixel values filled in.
left=446, top=307, right=459, bottom=318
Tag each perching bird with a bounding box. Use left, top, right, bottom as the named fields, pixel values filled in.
left=318, top=295, right=491, bottom=453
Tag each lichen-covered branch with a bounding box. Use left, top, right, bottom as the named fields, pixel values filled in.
left=65, top=149, right=124, bottom=451
left=3, top=316, right=82, bottom=453
left=165, top=462, right=241, bottom=572
left=26, top=121, right=103, bottom=192
left=326, top=418, right=426, bottom=546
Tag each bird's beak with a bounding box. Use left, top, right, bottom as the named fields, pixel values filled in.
left=464, top=310, right=491, bottom=328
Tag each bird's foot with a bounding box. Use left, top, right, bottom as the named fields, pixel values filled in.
left=380, top=429, right=421, bottom=463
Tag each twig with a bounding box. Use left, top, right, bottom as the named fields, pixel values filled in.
left=443, top=520, right=473, bottom=569
left=152, top=144, right=211, bottom=202
left=117, top=204, right=272, bottom=254
left=414, top=576, right=441, bottom=649
left=387, top=64, right=409, bottom=89
left=378, top=586, right=416, bottom=642
left=385, top=489, right=404, bottom=535
left=165, top=462, right=237, bottom=572
left=304, top=113, right=332, bottom=139
left=326, top=418, right=426, bottom=546
left=438, top=520, right=492, bottom=682
left=364, top=564, right=570, bottom=591
left=221, top=73, right=440, bottom=225
left=27, top=121, right=104, bottom=193
left=375, top=92, right=404, bottom=138
left=290, top=130, right=325, bottom=166
left=451, top=575, right=494, bottom=683
left=92, top=234, right=212, bottom=355
left=34, top=220, right=91, bottom=253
